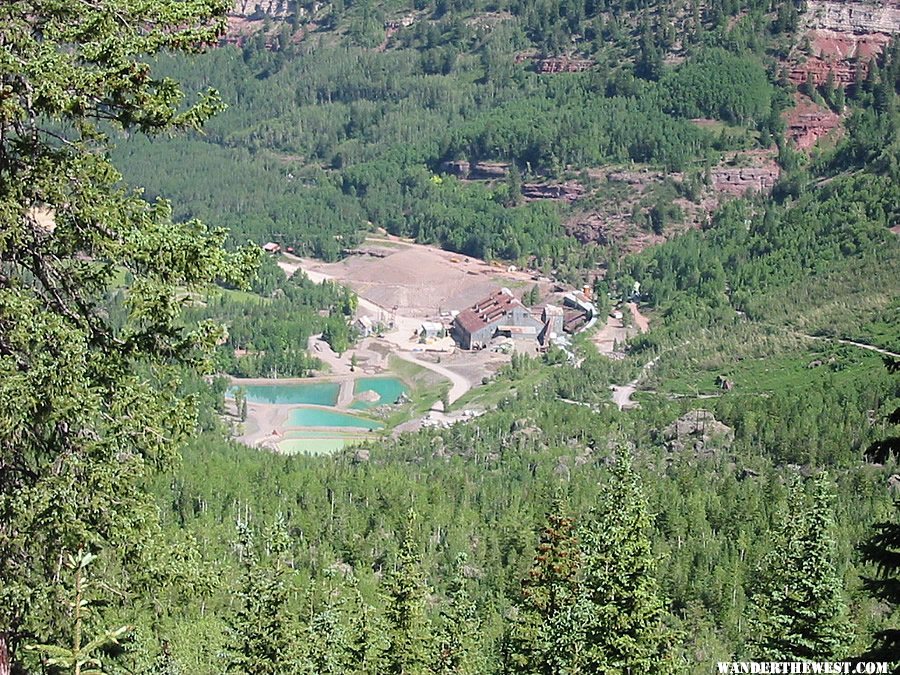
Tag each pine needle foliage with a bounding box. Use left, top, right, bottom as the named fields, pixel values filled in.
left=745, top=475, right=853, bottom=661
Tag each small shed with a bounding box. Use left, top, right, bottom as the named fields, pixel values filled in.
left=355, top=316, right=374, bottom=337
left=420, top=321, right=443, bottom=340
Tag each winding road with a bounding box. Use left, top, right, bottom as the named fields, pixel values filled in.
left=393, top=351, right=471, bottom=404
left=800, top=334, right=900, bottom=360
left=611, top=352, right=664, bottom=410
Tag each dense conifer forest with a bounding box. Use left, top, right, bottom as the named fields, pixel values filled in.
left=2, top=0, right=900, bottom=673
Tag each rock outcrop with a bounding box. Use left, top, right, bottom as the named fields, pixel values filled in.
left=662, top=410, right=734, bottom=457
left=440, top=160, right=510, bottom=179
left=788, top=0, right=899, bottom=107
left=534, top=57, right=594, bottom=73
left=784, top=96, right=843, bottom=149
left=521, top=182, right=585, bottom=202
left=802, top=0, right=900, bottom=35
left=711, top=163, right=780, bottom=195
left=231, top=0, right=293, bottom=18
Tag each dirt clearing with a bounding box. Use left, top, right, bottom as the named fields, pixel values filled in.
left=298, top=236, right=550, bottom=318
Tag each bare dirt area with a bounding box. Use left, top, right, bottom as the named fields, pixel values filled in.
left=783, top=95, right=843, bottom=150
left=293, top=235, right=552, bottom=319
left=275, top=237, right=536, bottom=411
left=591, top=302, right=649, bottom=357
left=591, top=315, right=634, bottom=356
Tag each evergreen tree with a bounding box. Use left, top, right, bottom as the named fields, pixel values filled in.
left=578, top=452, right=676, bottom=674
left=0, top=0, right=256, bottom=669
left=346, top=575, right=388, bottom=675
left=866, top=357, right=900, bottom=463
left=383, top=510, right=435, bottom=675
left=300, top=581, right=352, bottom=675
left=228, top=521, right=299, bottom=674
left=505, top=497, right=582, bottom=674
left=745, top=475, right=852, bottom=661
left=435, top=554, right=483, bottom=675
left=860, top=500, right=900, bottom=673
left=506, top=165, right=523, bottom=207
left=860, top=357, right=900, bottom=671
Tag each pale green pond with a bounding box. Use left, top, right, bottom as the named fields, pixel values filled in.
left=231, top=382, right=339, bottom=406
left=230, top=379, right=401, bottom=455
left=287, top=407, right=383, bottom=430
left=351, top=377, right=409, bottom=409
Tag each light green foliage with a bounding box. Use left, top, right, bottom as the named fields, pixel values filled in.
left=745, top=475, right=853, bottom=660
left=0, top=0, right=256, bottom=670
left=228, top=521, right=299, bottom=674
left=657, top=49, right=774, bottom=124
left=578, top=453, right=677, bottom=673
left=196, top=266, right=355, bottom=377
left=383, top=510, right=436, bottom=675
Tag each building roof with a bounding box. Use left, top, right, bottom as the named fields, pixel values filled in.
left=453, top=289, right=525, bottom=336
left=543, top=304, right=564, bottom=318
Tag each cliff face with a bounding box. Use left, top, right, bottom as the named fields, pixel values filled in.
left=802, top=0, right=900, bottom=34
left=224, top=0, right=305, bottom=44
left=231, top=0, right=294, bottom=19
left=789, top=0, right=899, bottom=86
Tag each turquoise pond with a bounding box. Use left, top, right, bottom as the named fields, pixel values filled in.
left=351, top=377, right=409, bottom=409
left=231, top=382, right=339, bottom=406
left=287, top=407, right=383, bottom=430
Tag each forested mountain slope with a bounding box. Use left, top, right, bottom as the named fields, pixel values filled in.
left=3, top=0, right=900, bottom=672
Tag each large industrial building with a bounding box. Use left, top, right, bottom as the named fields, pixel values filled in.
left=451, top=289, right=544, bottom=350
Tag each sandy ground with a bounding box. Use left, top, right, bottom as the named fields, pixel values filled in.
left=236, top=401, right=291, bottom=448
left=281, top=235, right=553, bottom=320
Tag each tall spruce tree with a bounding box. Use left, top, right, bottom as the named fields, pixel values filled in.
left=228, top=521, right=299, bottom=674
left=435, top=553, right=483, bottom=675
left=860, top=356, right=900, bottom=671
left=300, top=588, right=352, bottom=675
left=345, top=574, right=388, bottom=675
left=383, top=510, right=436, bottom=675
left=577, top=452, right=677, bottom=674
left=861, top=500, right=900, bottom=673
left=0, top=0, right=256, bottom=671
left=745, top=474, right=852, bottom=661
left=505, top=496, right=583, bottom=675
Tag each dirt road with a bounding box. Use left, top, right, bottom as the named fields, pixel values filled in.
left=611, top=351, right=663, bottom=410
left=393, top=351, right=472, bottom=405
left=800, top=334, right=900, bottom=360
left=627, top=302, right=650, bottom=333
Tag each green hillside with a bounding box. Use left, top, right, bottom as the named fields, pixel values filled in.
left=3, top=0, right=900, bottom=672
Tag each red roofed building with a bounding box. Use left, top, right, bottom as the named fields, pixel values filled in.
left=451, top=289, right=543, bottom=350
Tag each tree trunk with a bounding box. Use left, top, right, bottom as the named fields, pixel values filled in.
left=0, top=633, right=10, bottom=675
